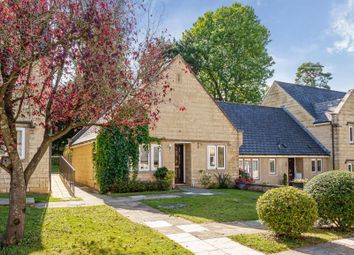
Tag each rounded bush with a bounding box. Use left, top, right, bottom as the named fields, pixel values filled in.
left=257, top=187, right=318, bottom=238
left=304, top=170, right=354, bottom=230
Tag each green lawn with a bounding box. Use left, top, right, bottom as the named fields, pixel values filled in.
left=0, top=193, right=79, bottom=203
left=108, top=189, right=183, bottom=197
left=0, top=205, right=192, bottom=255
left=143, top=189, right=261, bottom=223
left=230, top=230, right=353, bottom=254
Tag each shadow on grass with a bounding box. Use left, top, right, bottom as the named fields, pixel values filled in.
left=0, top=205, right=47, bottom=255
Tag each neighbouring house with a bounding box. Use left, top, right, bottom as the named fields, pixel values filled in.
left=68, top=55, right=243, bottom=189
left=218, top=102, right=330, bottom=184
left=262, top=81, right=354, bottom=172
left=0, top=121, right=50, bottom=193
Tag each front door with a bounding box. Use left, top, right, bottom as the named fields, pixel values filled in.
left=175, top=144, right=184, bottom=183
left=288, top=158, right=295, bottom=181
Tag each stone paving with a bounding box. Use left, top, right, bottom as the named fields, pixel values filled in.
left=50, top=174, right=73, bottom=199
left=34, top=186, right=354, bottom=255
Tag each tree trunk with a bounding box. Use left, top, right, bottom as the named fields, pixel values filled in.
left=1, top=168, right=27, bottom=246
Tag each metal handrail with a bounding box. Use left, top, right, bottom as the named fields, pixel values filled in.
left=58, top=156, right=76, bottom=196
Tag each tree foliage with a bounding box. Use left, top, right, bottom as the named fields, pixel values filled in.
left=295, top=62, right=332, bottom=89
left=168, top=3, right=274, bottom=103
left=0, top=0, right=167, bottom=245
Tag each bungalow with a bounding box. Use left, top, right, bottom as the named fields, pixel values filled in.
left=69, top=55, right=242, bottom=189
left=263, top=81, right=354, bottom=172
left=69, top=56, right=335, bottom=188
left=218, top=103, right=330, bottom=184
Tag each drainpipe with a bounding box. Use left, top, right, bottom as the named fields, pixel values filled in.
left=331, top=122, right=335, bottom=170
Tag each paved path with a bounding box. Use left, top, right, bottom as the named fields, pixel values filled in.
left=35, top=186, right=354, bottom=255
left=50, top=174, right=73, bottom=199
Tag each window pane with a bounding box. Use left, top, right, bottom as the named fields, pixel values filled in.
left=17, top=130, right=23, bottom=158
left=269, top=160, right=275, bottom=174
left=311, top=160, right=316, bottom=172
left=209, top=146, right=216, bottom=168
left=348, top=164, right=353, bottom=172
left=350, top=127, right=353, bottom=143
left=252, top=160, right=259, bottom=179
left=239, top=159, right=243, bottom=170
left=244, top=160, right=251, bottom=174
left=139, top=146, right=149, bottom=171
left=317, top=160, right=322, bottom=172
left=217, top=146, right=225, bottom=168
left=152, top=146, right=160, bottom=170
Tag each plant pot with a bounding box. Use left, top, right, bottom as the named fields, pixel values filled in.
left=237, top=183, right=246, bottom=190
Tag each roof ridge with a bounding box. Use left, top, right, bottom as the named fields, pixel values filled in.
left=217, top=101, right=283, bottom=110
left=275, top=80, right=345, bottom=94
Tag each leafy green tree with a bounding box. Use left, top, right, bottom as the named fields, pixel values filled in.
left=295, top=62, right=332, bottom=89
left=170, top=3, right=274, bottom=103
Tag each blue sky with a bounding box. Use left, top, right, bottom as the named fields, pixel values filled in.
left=148, top=0, right=354, bottom=91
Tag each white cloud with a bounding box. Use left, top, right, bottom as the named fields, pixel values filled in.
left=328, top=0, right=354, bottom=54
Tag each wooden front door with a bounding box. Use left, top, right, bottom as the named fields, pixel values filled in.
left=288, top=158, right=295, bottom=181
left=175, top=144, right=184, bottom=183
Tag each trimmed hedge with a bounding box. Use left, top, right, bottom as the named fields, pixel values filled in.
left=257, top=187, right=318, bottom=238
left=304, top=170, right=354, bottom=230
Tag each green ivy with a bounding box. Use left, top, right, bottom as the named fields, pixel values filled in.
left=93, top=126, right=157, bottom=193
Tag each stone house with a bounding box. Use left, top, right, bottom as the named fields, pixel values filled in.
left=69, top=55, right=242, bottom=189
left=0, top=121, right=50, bottom=193
left=263, top=81, right=354, bottom=172
left=218, top=102, right=330, bottom=185
left=69, top=56, right=338, bottom=188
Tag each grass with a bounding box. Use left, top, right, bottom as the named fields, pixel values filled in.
left=230, top=229, right=354, bottom=254
left=143, top=189, right=261, bottom=223
left=108, top=189, right=183, bottom=197
left=0, top=205, right=192, bottom=255
left=0, top=193, right=80, bottom=203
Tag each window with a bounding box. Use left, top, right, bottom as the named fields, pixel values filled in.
left=217, top=145, right=225, bottom=169
left=244, top=159, right=251, bottom=174
left=139, top=146, right=149, bottom=171
left=269, top=159, right=276, bottom=175
left=349, top=125, right=353, bottom=144
left=207, top=145, right=226, bottom=170
left=139, top=144, right=162, bottom=171
left=151, top=144, right=162, bottom=170
left=317, top=159, right=322, bottom=172
left=239, top=159, right=243, bottom=170
left=348, top=163, right=353, bottom=172
left=252, top=159, right=259, bottom=179
left=16, top=128, right=25, bottom=160
left=311, top=159, right=316, bottom=173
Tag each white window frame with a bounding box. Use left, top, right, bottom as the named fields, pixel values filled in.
left=151, top=144, right=162, bottom=171
left=348, top=163, right=353, bottom=172
left=349, top=125, right=353, bottom=144
left=317, top=159, right=322, bottom=172
left=311, top=159, right=317, bottom=173
left=207, top=145, right=217, bottom=170
left=139, top=145, right=150, bottom=171
left=16, top=127, right=26, bottom=160
left=269, top=159, right=276, bottom=175
left=207, top=145, right=226, bottom=170
left=217, top=145, right=226, bottom=169
left=252, top=159, right=260, bottom=180
left=244, top=159, right=251, bottom=174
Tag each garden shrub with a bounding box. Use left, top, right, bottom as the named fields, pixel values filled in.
left=215, top=173, right=231, bottom=188
left=257, top=187, right=318, bottom=238
left=94, top=125, right=155, bottom=193
left=154, top=167, right=169, bottom=181
left=304, top=170, right=354, bottom=230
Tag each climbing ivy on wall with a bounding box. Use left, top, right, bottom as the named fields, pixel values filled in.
left=93, top=126, right=157, bottom=193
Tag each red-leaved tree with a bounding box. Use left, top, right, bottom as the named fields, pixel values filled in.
left=0, top=0, right=168, bottom=245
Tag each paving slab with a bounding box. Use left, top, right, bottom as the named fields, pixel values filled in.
left=0, top=197, right=35, bottom=206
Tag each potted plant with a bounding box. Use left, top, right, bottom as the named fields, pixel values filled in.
left=235, top=169, right=254, bottom=190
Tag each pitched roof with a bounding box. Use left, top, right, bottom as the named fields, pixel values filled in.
left=275, top=81, right=346, bottom=124
left=217, top=102, right=329, bottom=156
